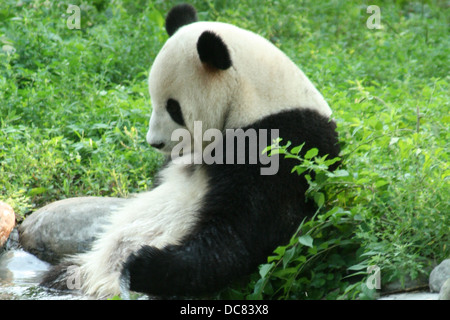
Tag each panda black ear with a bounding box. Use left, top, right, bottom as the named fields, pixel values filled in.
left=165, top=4, right=198, bottom=37
left=197, top=31, right=232, bottom=70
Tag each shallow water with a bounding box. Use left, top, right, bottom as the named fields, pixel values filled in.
left=0, top=249, right=83, bottom=300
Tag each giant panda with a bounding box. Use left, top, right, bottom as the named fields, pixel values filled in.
left=41, top=4, right=340, bottom=298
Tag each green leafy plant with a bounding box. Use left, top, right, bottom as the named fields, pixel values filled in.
left=252, top=143, right=360, bottom=299
left=218, top=142, right=363, bottom=300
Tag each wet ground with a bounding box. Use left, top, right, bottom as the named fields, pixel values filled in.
left=0, top=248, right=84, bottom=300
left=0, top=229, right=83, bottom=300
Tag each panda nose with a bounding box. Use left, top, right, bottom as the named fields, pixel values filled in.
left=150, top=142, right=165, bottom=150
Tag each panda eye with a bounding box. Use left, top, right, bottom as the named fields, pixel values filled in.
left=166, top=99, right=185, bottom=126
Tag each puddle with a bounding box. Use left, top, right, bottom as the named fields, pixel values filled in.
left=0, top=249, right=84, bottom=300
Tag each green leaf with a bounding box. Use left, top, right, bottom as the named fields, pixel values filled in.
left=273, top=245, right=286, bottom=257
left=268, top=148, right=285, bottom=156
left=282, top=247, right=296, bottom=268
left=284, top=154, right=300, bottom=160
left=324, top=157, right=341, bottom=167
left=374, top=180, right=389, bottom=188
left=328, top=169, right=349, bottom=178
left=314, top=192, right=325, bottom=207
left=290, top=143, right=305, bottom=155
left=148, top=8, right=165, bottom=28
left=259, top=263, right=274, bottom=279
left=304, top=148, right=319, bottom=160
left=249, top=278, right=265, bottom=299
left=28, top=187, right=47, bottom=196
left=294, top=255, right=307, bottom=264
left=298, top=235, right=314, bottom=248
left=291, top=166, right=307, bottom=175
left=261, top=145, right=272, bottom=155
left=347, top=263, right=368, bottom=271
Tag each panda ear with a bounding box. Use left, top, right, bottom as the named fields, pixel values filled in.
left=165, top=4, right=198, bottom=37
left=197, top=31, right=232, bottom=70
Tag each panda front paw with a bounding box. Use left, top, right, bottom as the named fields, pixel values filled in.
left=120, top=246, right=160, bottom=296
left=121, top=245, right=184, bottom=298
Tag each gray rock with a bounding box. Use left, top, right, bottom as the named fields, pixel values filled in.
left=439, top=278, right=450, bottom=300
left=429, top=259, right=450, bottom=292
left=379, top=292, right=438, bottom=300
left=19, top=197, right=128, bottom=264
left=382, top=273, right=429, bottom=294
left=2, top=228, right=20, bottom=252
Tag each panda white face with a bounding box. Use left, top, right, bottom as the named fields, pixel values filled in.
left=146, top=8, right=332, bottom=155
left=146, top=23, right=236, bottom=155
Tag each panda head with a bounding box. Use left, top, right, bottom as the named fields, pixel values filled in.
left=146, top=4, right=331, bottom=154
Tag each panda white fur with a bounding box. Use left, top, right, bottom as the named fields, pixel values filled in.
left=41, top=4, right=340, bottom=298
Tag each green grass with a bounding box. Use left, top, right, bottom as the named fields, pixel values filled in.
left=1, top=0, right=448, bottom=299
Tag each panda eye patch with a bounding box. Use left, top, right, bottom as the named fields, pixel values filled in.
left=166, top=99, right=185, bottom=126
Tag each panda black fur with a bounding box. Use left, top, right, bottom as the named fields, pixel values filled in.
left=124, top=109, right=339, bottom=297
left=41, top=4, right=340, bottom=298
